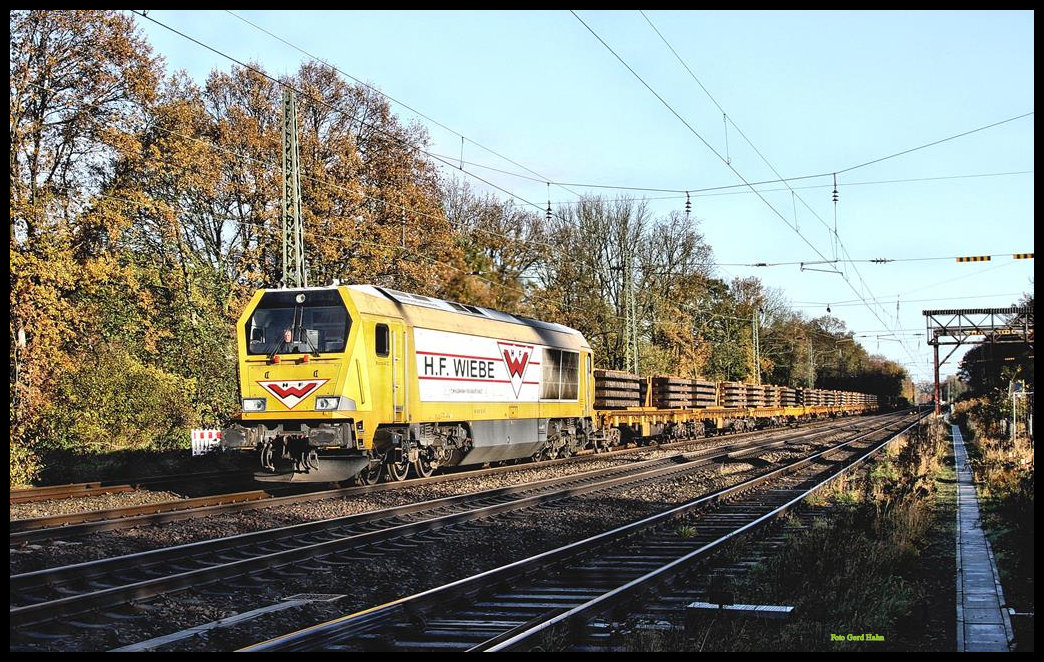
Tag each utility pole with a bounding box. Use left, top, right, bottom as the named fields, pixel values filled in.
left=629, top=254, right=638, bottom=375
left=281, top=88, right=306, bottom=288
left=1011, top=388, right=1016, bottom=443
left=808, top=338, right=814, bottom=388
left=622, top=245, right=639, bottom=375
left=752, top=307, right=762, bottom=384
left=933, top=343, right=940, bottom=416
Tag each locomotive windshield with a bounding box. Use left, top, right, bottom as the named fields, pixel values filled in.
left=245, top=290, right=351, bottom=356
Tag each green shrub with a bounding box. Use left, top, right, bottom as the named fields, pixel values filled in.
left=42, top=344, right=196, bottom=454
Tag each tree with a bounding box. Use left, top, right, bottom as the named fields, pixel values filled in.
left=441, top=177, right=546, bottom=312
left=10, top=10, right=163, bottom=484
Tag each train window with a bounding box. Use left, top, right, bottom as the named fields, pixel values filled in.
left=245, top=290, right=350, bottom=355
left=540, top=348, right=579, bottom=400
left=541, top=349, right=560, bottom=399
left=375, top=324, right=389, bottom=357
left=561, top=351, right=578, bottom=399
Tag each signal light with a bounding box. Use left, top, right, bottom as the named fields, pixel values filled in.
left=271, top=355, right=281, bottom=364
left=301, top=354, right=310, bottom=363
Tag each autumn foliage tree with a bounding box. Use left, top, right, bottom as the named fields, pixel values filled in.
left=9, top=10, right=459, bottom=485
left=11, top=10, right=163, bottom=483
left=10, top=11, right=913, bottom=486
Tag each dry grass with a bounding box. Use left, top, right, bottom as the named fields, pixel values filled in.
left=680, top=420, right=956, bottom=651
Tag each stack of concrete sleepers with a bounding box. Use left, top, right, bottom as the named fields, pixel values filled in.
left=762, top=385, right=781, bottom=407
left=650, top=376, right=695, bottom=409
left=720, top=381, right=746, bottom=408
left=594, top=369, right=642, bottom=409
left=745, top=383, right=766, bottom=408
left=693, top=380, right=718, bottom=408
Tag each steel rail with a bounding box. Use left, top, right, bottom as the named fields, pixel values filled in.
left=9, top=469, right=254, bottom=505
left=10, top=420, right=870, bottom=630
left=238, top=412, right=918, bottom=651
left=10, top=415, right=863, bottom=544
left=484, top=414, right=926, bottom=651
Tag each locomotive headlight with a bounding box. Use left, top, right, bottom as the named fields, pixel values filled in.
left=315, top=396, right=356, bottom=411
left=315, top=396, right=339, bottom=411
left=242, top=398, right=266, bottom=412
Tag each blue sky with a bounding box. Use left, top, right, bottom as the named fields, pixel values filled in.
left=134, top=10, right=1034, bottom=382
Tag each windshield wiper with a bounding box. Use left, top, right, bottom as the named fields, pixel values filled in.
left=303, top=332, right=321, bottom=357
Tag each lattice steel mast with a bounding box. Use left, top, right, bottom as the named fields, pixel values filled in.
left=281, top=89, right=307, bottom=288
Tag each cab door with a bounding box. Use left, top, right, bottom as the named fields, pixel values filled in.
left=389, top=322, right=408, bottom=424
left=582, top=352, right=593, bottom=415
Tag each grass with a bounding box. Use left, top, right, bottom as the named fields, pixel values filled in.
left=679, top=420, right=958, bottom=651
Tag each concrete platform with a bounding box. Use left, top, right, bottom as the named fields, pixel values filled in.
left=952, top=425, right=1014, bottom=652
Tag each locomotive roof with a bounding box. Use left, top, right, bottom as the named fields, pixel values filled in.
left=345, top=284, right=590, bottom=351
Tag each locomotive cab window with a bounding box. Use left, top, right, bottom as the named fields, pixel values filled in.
left=540, top=348, right=579, bottom=400
left=245, top=290, right=350, bottom=356
left=375, top=323, right=390, bottom=357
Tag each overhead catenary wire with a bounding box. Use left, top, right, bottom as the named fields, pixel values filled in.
left=542, top=170, right=1033, bottom=206
left=222, top=9, right=587, bottom=203
left=726, top=253, right=1035, bottom=267
left=122, top=10, right=956, bottom=373
left=634, top=12, right=1032, bottom=378
left=791, top=291, right=1027, bottom=309
left=573, top=10, right=930, bottom=376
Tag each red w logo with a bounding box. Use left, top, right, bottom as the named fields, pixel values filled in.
left=498, top=342, right=534, bottom=399
left=257, top=379, right=328, bottom=410
left=502, top=348, right=530, bottom=378
left=266, top=383, right=320, bottom=399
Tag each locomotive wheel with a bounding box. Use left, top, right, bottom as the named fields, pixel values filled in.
left=260, top=442, right=274, bottom=471
left=354, top=461, right=382, bottom=486
left=414, top=455, right=435, bottom=478
left=386, top=457, right=410, bottom=482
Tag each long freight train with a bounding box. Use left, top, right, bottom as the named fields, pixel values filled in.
left=220, top=285, right=877, bottom=483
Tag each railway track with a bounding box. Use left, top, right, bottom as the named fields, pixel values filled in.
left=241, top=411, right=924, bottom=652
left=10, top=415, right=860, bottom=545
left=10, top=482, right=137, bottom=505
left=9, top=415, right=897, bottom=641
left=9, top=469, right=255, bottom=505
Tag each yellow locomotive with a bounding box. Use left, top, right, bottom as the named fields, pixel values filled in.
left=221, top=285, right=596, bottom=483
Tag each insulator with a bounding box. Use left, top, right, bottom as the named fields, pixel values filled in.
left=546, top=202, right=552, bottom=222
left=685, top=191, right=691, bottom=216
